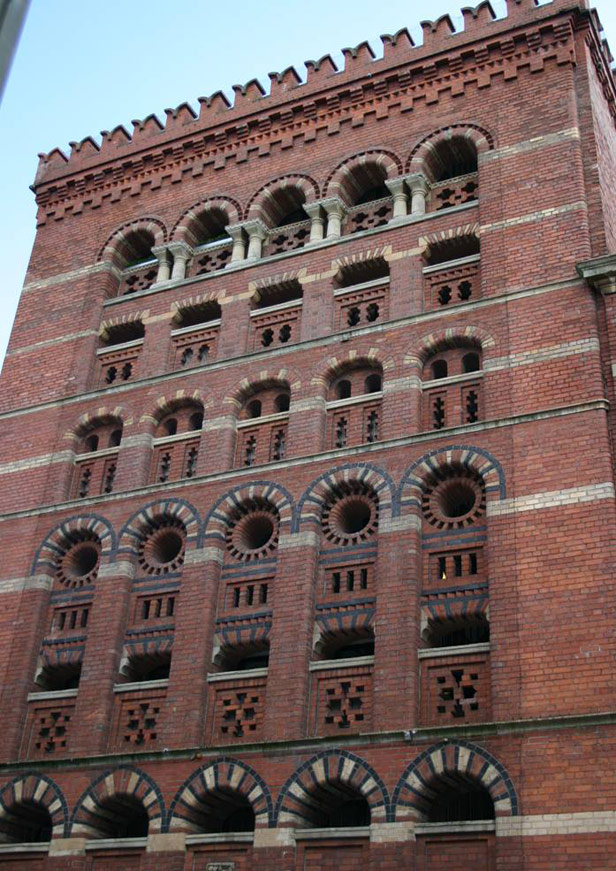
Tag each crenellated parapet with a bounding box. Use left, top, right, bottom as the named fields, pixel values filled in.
left=32, top=0, right=610, bottom=227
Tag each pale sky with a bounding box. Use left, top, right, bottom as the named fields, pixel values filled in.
left=1, top=0, right=615, bottom=372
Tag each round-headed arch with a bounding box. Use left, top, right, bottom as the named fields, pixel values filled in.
left=117, top=498, right=201, bottom=557
left=168, top=757, right=274, bottom=832
left=324, top=149, right=403, bottom=204
left=69, top=765, right=166, bottom=837
left=398, top=445, right=506, bottom=516
left=311, top=345, right=395, bottom=396
left=393, top=740, right=519, bottom=820
left=202, top=481, right=295, bottom=548
left=171, top=195, right=243, bottom=243
left=405, top=325, right=496, bottom=370
left=224, top=366, right=302, bottom=413
left=294, top=463, right=396, bottom=533
left=32, top=514, right=116, bottom=578
left=246, top=173, right=320, bottom=225
left=0, top=772, right=69, bottom=840
left=97, top=217, right=167, bottom=266
left=66, top=404, right=132, bottom=443
left=406, top=124, right=494, bottom=179
left=141, top=389, right=209, bottom=430
left=275, top=750, right=391, bottom=826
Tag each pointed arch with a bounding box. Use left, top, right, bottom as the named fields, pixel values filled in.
left=275, top=750, right=391, bottom=826
left=0, top=772, right=69, bottom=839
left=168, top=757, right=273, bottom=831
left=117, top=498, right=201, bottom=555
left=295, top=463, right=396, bottom=533
left=69, top=765, right=166, bottom=837
left=31, top=514, right=116, bottom=577
left=171, top=195, right=243, bottom=243
left=97, top=217, right=167, bottom=266
left=398, top=445, right=507, bottom=517
left=202, top=481, right=295, bottom=546
left=324, top=150, right=403, bottom=204
left=393, top=740, right=518, bottom=820
left=406, top=124, right=494, bottom=179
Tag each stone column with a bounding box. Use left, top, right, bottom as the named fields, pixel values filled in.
left=226, top=223, right=247, bottom=263
left=70, top=559, right=135, bottom=755
left=160, top=547, right=223, bottom=748
left=168, top=241, right=193, bottom=281
left=264, top=527, right=320, bottom=740
left=322, top=197, right=347, bottom=239
left=244, top=219, right=269, bottom=260
left=304, top=202, right=326, bottom=243
left=407, top=173, right=430, bottom=216
left=152, top=245, right=172, bottom=283
left=386, top=177, right=409, bottom=220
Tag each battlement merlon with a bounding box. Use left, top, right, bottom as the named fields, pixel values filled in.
left=32, top=0, right=607, bottom=190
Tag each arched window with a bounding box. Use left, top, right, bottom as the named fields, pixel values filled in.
left=151, top=401, right=204, bottom=483
left=422, top=345, right=483, bottom=431
left=296, top=781, right=371, bottom=828
left=98, top=320, right=144, bottom=387
left=71, top=417, right=122, bottom=499
left=174, top=788, right=256, bottom=835
left=36, top=661, right=82, bottom=692
left=250, top=278, right=303, bottom=350
left=94, top=795, right=150, bottom=838
left=426, top=136, right=479, bottom=212
left=262, top=186, right=311, bottom=256
left=426, top=776, right=494, bottom=822
left=419, top=464, right=491, bottom=726
left=172, top=299, right=222, bottom=369
left=120, top=650, right=171, bottom=683
left=327, top=364, right=383, bottom=449
left=236, top=384, right=290, bottom=467
left=342, top=162, right=393, bottom=234
left=333, top=257, right=390, bottom=330
left=0, top=801, right=52, bottom=843
left=423, top=233, right=481, bottom=309
left=117, top=230, right=158, bottom=296
left=186, top=207, right=234, bottom=275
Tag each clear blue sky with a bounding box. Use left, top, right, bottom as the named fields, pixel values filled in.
left=1, top=0, right=615, bottom=371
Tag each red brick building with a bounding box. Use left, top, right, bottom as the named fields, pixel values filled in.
left=0, top=0, right=615, bottom=868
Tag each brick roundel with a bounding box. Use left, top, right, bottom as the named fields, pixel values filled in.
left=405, top=124, right=494, bottom=176
left=275, top=750, right=391, bottom=826
left=294, top=463, right=395, bottom=533
left=397, top=445, right=507, bottom=515
left=393, top=740, right=519, bottom=821
left=0, top=772, right=69, bottom=839
left=31, top=514, right=116, bottom=578
left=202, top=481, right=294, bottom=547
left=70, top=765, right=166, bottom=837
left=168, top=757, right=273, bottom=831
left=118, top=498, right=201, bottom=555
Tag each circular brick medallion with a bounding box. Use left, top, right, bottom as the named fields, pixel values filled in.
left=139, top=520, right=186, bottom=575
left=226, top=502, right=279, bottom=561
left=56, top=536, right=101, bottom=588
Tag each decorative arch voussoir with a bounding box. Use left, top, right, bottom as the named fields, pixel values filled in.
left=32, top=514, right=116, bottom=577
left=294, top=463, right=396, bottom=533
left=311, top=346, right=395, bottom=393
left=405, top=325, right=497, bottom=369
left=171, top=195, right=243, bottom=241
left=246, top=173, right=320, bottom=223
left=0, top=772, right=69, bottom=838
left=398, top=445, right=506, bottom=515
left=224, top=367, right=302, bottom=410
left=393, top=740, right=518, bottom=821
left=141, top=389, right=208, bottom=427
left=118, top=498, right=201, bottom=555
left=325, top=150, right=403, bottom=202
left=275, top=750, right=391, bottom=826
left=69, top=765, right=166, bottom=837
left=406, top=124, right=494, bottom=177
left=202, top=481, right=295, bottom=546
left=66, top=405, right=132, bottom=442
left=168, top=757, right=274, bottom=831
left=97, top=217, right=167, bottom=264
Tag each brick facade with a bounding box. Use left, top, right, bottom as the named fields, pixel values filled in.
left=0, top=0, right=615, bottom=867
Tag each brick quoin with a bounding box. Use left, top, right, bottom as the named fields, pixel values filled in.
left=0, top=0, right=615, bottom=868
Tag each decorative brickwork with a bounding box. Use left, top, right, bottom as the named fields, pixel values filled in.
left=313, top=665, right=373, bottom=735
left=211, top=676, right=266, bottom=743
left=420, top=651, right=491, bottom=725
left=25, top=699, right=75, bottom=758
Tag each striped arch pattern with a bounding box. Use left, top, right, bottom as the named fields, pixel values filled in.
left=406, top=124, right=494, bottom=178
left=310, top=345, right=395, bottom=393
left=171, top=289, right=224, bottom=324
left=38, top=644, right=84, bottom=674
left=332, top=243, right=392, bottom=275
left=213, top=619, right=271, bottom=665
left=406, top=325, right=496, bottom=370
left=393, top=740, right=519, bottom=820
left=202, top=481, right=295, bottom=547
left=171, top=195, right=242, bottom=243
left=117, top=498, right=201, bottom=555
left=294, top=463, right=396, bottom=533
left=418, top=221, right=481, bottom=259
left=168, top=758, right=274, bottom=832
left=97, top=217, right=167, bottom=265
left=224, top=366, right=302, bottom=409
left=275, top=750, right=391, bottom=826
left=32, top=514, right=116, bottom=577
left=314, top=603, right=375, bottom=655
left=246, top=173, right=320, bottom=224
left=0, top=773, right=69, bottom=839
left=68, top=405, right=132, bottom=440
left=398, top=445, right=507, bottom=514
left=99, top=311, right=147, bottom=341
left=324, top=150, right=403, bottom=204
left=70, top=766, right=166, bottom=837
left=142, top=389, right=208, bottom=427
